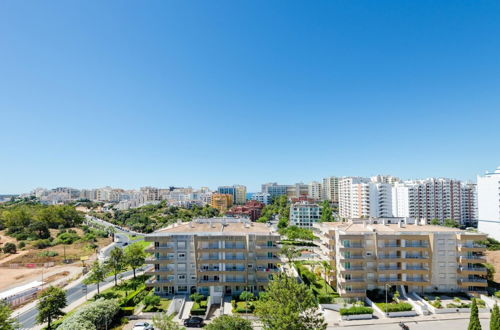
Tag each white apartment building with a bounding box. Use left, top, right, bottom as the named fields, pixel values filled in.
left=392, top=178, right=476, bottom=226
left=339, top=177, right=392, bottom=219
left=322, top=177, right=339, bottom=203
left=145, top=218, right=280, bottom=299
left=477, top=167, right=500, bottom=241
left=308, top=181, right=323, bottom=200
left=314, top=218, right=488, bottom=298
left=251, top=192, right=271, bottom=205
left=289, top=201, right=322, bottom=228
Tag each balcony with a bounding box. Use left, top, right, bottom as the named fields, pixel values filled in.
left=459, top=255, right=486, bottom=263
left=405, top=255, right=430, bottom=260
left=145, top=257, right=175, bottom=264
left=377, top=266, right=402, bottom=272
left=339, top=289, right=366, bottom=298
left=146, top=245, right=175, bottom=253
left=458, top=266, right=487, bottom=275
left=458, top=243, right=486, bottom=252
left=339, top=243, right=364, bottom=251
left=146, top=278, right=175, bottom=287
left=340, top=277, right=365, bottom=283
left=340, top=254, right=364, bottom=260
left=458, top=278, right=488, bottom=287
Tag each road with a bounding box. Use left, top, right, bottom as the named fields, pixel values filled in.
left=335, top=318, right=491, bottom=330
left=15, top=267, right=147, bottom=329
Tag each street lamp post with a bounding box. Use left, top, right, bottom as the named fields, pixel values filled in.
left=385, top=283, right=390, bottom=315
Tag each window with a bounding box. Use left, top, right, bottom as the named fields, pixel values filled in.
left=177, top=241, right=186, bottom=249
left=178, top=253, right=186, bottom=259
left=439, top=262, right=445, bottom=267
left=438, top=239, right=445, bottom=245
left=448, top=251, right=455, bottom=256
left=439, top=273, right=445, bottom=278
left=438, top=251, right=445, bottom=256
left=177, top=263, right=186, bottom=271
left=178, top=274, right=186, bottom=280
left=447, top=239, right=455, bottom=245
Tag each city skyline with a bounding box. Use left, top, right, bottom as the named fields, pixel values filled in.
left=1, top=1, right=500, bottom=194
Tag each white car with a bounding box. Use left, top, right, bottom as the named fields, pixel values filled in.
left=132, top=322, right=153, bottom=330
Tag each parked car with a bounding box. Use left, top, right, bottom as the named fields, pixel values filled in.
left=132, top=321, right=153, bottom=330
left=184, top=316, right=204, bottom=328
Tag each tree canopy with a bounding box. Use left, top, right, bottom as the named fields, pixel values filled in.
left=37, top=286, right=67, bottom=329
left=255, top=273, right=326, bottom=330
left=0, top=300, right=18, bottom=330
left=206, top=315, right=252, bottom=330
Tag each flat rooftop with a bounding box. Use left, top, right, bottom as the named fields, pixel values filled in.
left=149, top=218, right=277, bottom=236
left=316, top=221, right=481, bottom=234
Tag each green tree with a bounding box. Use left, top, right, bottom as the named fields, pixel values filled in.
left=107, top=247, right=125, bottom=286
left=144, top=295, right=160, bottom=308
left=36, top=286, right=67, bottom=330
left=277, top=217, right=289, bottom=229
left=320, top=260, right=333, bottom=294
left=491, top=304, right=500, bottom=330
left=189, top=292, right=204, bottom=303
left=152, top=312, right=185, bottom=330
left=0, top=300, right=18, bottom=330
left=430, top=218, right=440, bottom=225
left=240, top=291, right=254, bottom=301
left=484, top=263, right=495, bottom=281
left=84, top=261, right=108, bottom=294
left=320, top=201, right=334, bottom=222
left=444, top=218, right=459, bottom=228
left=206, top=315, right=252, bottom=330
left=124, top=242, right=147, bottom=278
left=467, top=298, right=482, bottom=330
left=280, top=245, right=301, bottom=264
left=2, top=243, right=16, bottom=254
left=255, top=273, right=326, bottom=330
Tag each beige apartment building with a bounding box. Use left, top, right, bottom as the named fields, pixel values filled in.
left=314, top=218, right=487, bottom=298
left=145, top=218, right=280, bottom=299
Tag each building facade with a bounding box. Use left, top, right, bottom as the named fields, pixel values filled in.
left=145, top=218, right=280, bottom=299
left=251, top=192, right=271, bottom=205
left=477, top=167, right=500, bottom=241
left=226, top=200, right=265, bottom=221
left=314, top=219, right=487, bottom=298
left=217, top=185, right=247, bottom=205
left=210, top=194, right=233, bottom=212
left=289, top=201, right=322, bottom=228
left=322, top=177, right=339, bottom=203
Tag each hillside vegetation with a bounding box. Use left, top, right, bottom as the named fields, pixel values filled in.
left=103, top=202, right=221, bottom=233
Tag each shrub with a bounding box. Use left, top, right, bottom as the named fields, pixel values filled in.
left=33, top=239, right=52, bottom=249
left=38, top=251, right=59, bottom=257
left=190, top=292, right=204, bottom=303
left=2, top=242, right=16, bottom=254
left=18, top=241, right=26, bottom=249
left=120, top=306, right=135, bottom=316
left=122, top=285, right=147, bottom=307
left=340, top=306, right=373, bottom=315
left=431, top=300, right=442, bottom=308
left=54, top=232, right=80, bottom=245
left=318, top=294, right=337, bottom=304
left=376, top=302, right=413, bottom=313
left=58, top=298, right=120, bottom=330
left=495, top=291, right=500, bottom=298
left=240, top=291, right=254, bottom=301
left=143, top=294, right=160, bottom=307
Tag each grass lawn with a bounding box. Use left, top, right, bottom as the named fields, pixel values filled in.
left=127, top=234, right=145, bottom=241
left=135, top=240, right=151, bottom=251
left=234, top=301, right=254, bottom=313
left=143, top=298, right=171, bottom=312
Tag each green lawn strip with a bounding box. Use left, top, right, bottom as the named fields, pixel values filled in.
left=143, top=298, right=171, bottom=312
left=375, top=302, right=413, bottom=313
left=127, top=234, right=145, bottom=241
left=234, top=301, right=254, bottom=313
left=191, top=299, right=208, bottom=315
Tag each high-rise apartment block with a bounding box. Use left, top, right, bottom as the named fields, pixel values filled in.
left=210, top=194, right=233, bottom=212
left=289, top=201, right=322, bottom=228
left=477, top=167, right=500, bottom=241
left=308, top=181, right=323, bottom=201
left=217, top=185, right=247, bottom=205
left=251, top=192, right=271, bottom=205
left=145, top=218, right=280, bottom=299
left=322, top=177, right=339, bottom=203
left=339, top=177, right=477, bottom=226
left=314, top=218, right=487, bottom=298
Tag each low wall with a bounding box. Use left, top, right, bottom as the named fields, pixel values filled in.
left=341, top=313, right=372, bottom=320
left=406, top=293, right=430, bottom=315
left=365, top=296, right=416, bottom=318
left=416, top=293, right=489, bottom=314
left=320, top=304, right=342, bottom=311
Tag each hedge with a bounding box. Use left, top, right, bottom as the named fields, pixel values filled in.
left=318, top=294, right=339, bottom=304
left=57, top=299, right=120, bottom=330
left=120, top=306, right=135, bottom=316
left=376, top=302, right=413, bottom=313
left=340, top=306, right=374, bottom=315
left=122, top=285, right=147, bottom=307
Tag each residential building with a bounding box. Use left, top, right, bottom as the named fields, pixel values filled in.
left=371, top=175, right=401, bottom=184
left=217, top=185, right=247, bottom=205
left=210, top=194, right=233, bottom=212
left=145, top=218, right=280, bottom=300
left=226, top=200, right=265, bottom=221
left=392, top=178, right=475, bottom=226
left=477, top=167, right=500, bottom=241
left=141, top=186, right=162, bottom=202
left=287, top=183, right=309, bottom=198
left=322, top=177, right=339, bottom=203
left=314, top=218, right=488, bottom=298
left=251, top=192, right=271, bottom=205
left=289, top=201, right=322, bottom=228
left=308, top=181, right=323, bottom=201
left=339, top=177, right=393, bottom=219
left=261, top=183, right=289, bottom=198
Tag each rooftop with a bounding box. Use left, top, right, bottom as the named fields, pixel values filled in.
left=149, top=217, right=276, bottom=236
left=316, top=221, right=484, bottom=234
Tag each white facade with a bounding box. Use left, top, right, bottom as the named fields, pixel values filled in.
left=308, top=181, right=323, bottom=200
left=339, top=177, right=393, bottom=219
left=251, top=192, right=271, bottom=205
left=322, top=177, right=339, bottom=203
left=289, top=201, right=322, bottom=228
left=477, top=167, right=500, bottom=240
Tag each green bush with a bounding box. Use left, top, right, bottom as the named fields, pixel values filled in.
left=190, top=292, right=204, bottom=303
left=340, top=306, right=373, bottom=315
left=38, top=251, right=59, bottom=257
left=318, top=294, right=337, bottom=304
left=2, top=242, right=16, bottom=254
left=120, top=306, right=135, bottom=316
left=54, top=232, right=80, bottom=245
left=143, top=294, right=160, bottom=307
left=58, top=298, right=120, bottom=330
left=18, top=241, right=26, bottom=248
left=376, top=302, right=413, bottom=313
left=495, top=291, right=500, bottom=298
left=33, top=239, right=52, bottom=249
left=122, top=285, right=147, bottom=307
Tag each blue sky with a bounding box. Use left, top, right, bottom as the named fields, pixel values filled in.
left=1, top=1, right=499, bottom=193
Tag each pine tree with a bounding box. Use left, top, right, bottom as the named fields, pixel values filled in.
left=491, top=304, right=500, bottom=330
left=468, top=298, right=482, bottom=330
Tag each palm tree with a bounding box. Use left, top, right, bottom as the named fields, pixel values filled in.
left=321, top=261, right=333, bottom=294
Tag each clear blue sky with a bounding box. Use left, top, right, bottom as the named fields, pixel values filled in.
left=1, top=1, right=499, bottom=194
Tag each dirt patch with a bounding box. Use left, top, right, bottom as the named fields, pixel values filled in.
left=485, top=250, right=500, bottom=282
left=0, top=265, right=81, bottom=291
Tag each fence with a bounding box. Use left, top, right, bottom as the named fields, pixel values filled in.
left=0, top=262, right=55, bottom=268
